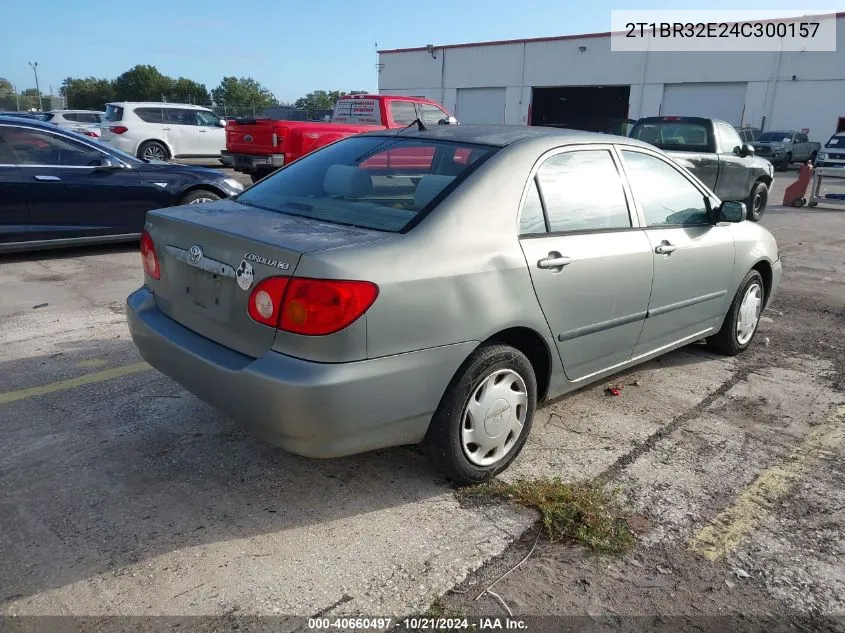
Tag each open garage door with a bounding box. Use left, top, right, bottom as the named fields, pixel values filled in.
left=530, top=86, right=631, bottom=133
left=661, top=83, right=747, bottom=126
left=456, top=88, right=506, bottom=124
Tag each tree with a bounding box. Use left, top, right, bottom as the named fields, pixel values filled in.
left=0, top=78, right=18, bottom=110
left=60, top=77, right=115, bottom=111
left=211, top=76, right=275, bottom=110
left=113, top=65, right=172, bottom=102
left=295, top=90, right=369, bottom=118
left=169, top=77, right=211, bottom=105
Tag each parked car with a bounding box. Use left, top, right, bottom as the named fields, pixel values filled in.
left=0, top=111, right=51, bottom=121
left=43, top=109, right=105, bottom=134
left=126, top=124, right=781, bottom=484
left=224, top=94, right=455, bottom=182
left=752, top=130, right=820, bottom=171
left=808, top=133, right=844, bottom=168
left=99, top=102, right=227, bottom=162
left=735, top=126, right=761, bottom=143
left=629, top=116, right=774, bottom=221
left=0, top=116, right=244, bottom=253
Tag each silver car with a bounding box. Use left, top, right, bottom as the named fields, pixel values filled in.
left=126, top=125, right=782, bottom=484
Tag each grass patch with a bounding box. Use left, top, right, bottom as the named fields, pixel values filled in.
left=462, top=477, right=634, bottom=554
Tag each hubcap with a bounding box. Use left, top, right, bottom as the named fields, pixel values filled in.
left=753, top=193, right=763, bottom=212
left=143, top=145, right=165, bottom=161
left=736, top=283, right=762, bottom=345
left=188, top=197, right=215, bottom=204
left=461, top=369, right=528, bottom=467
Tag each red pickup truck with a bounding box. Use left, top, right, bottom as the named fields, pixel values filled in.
left=223, top=94, right=455, bottom=181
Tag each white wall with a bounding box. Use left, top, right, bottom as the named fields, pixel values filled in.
left=379, top=15, right=845, bottom=141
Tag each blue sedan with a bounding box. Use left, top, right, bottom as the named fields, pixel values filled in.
left=0, top=115, right=244, bottom=253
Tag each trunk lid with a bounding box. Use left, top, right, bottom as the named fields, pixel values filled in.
left=145, top=198, right=390, bottom=358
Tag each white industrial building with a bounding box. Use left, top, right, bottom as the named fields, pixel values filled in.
left=377, top=13, right=845, bottom=143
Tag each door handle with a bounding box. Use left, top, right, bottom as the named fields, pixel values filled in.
left=162, top=127, right=171, bottom=131
left=34, top=175, right=61, bottom=182
left=654, top=241, right=677, bottom=255
left=198, top=129, right=207, bottom=133
left=537, top=254, right=572, bottom=269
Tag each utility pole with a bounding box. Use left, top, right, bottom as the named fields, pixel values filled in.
left=28, top=61, right=43, bottom=111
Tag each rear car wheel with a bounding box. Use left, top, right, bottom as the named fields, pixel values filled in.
left=708, top=270, right=765, bottom=356
left=423, top=343, right=537, bottom=485
left=180, top=189, right=221, bottom=205
left=139, top=141, right=169, bottom=162
left=746, top=181, right=768, bottom=222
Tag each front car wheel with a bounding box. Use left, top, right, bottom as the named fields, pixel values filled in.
left=747, top=181, right=769, bottom=222
left=708, top=270, right=765, bottom=356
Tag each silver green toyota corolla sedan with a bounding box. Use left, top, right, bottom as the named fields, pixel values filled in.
left=126, top=124, right=781, bottom=485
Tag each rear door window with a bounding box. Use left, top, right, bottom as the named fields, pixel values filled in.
left=77, top=112, right=101, bottom=124
left=3, top=127, right=105, bottom=166
left=164, top=109, right=197, bottom=126
left=519, top=180, right=547, bottom=235
left=389, top=101, right=418, bottom=126
left=134, top=107, right=163, bottom=124
left=536, top=149, right=632, bottom=233
left=63, top=113, right=80, bottom=122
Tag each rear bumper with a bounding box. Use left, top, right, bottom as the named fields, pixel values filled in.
left=126, top=287, right=475, bottom=458
left=225, top=151, right=285, bottom=174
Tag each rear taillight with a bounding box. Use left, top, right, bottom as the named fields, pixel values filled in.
left=247, top=277, right=378, bottom=335
left=140, top=230, right=160, bottom=280
left=247, top=277, right=289, bottom=327
left=83, top=130, right=98, bottom=137
left=110, top=125, right=128, bottom=134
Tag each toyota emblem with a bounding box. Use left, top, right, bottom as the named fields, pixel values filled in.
left=188, top=245, right=203, bottom=264
left=243, top=134, right=253, bottom=142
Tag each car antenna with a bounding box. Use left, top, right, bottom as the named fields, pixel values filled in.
left=412, top=117, right=426, bottom=131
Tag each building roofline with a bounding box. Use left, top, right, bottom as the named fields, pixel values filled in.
left=377, top=11, right=844, bottom=54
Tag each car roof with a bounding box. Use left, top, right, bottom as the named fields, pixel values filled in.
left=356, top=123, right=652, bottom=149
left=107, top=102, right=212, bottom=109
left=49, top=109, right=104, bottom=114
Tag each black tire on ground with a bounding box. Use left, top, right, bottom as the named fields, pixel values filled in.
left=707, top=269, right=765, bottom=356
left=746, top=181, right=768, bottom=222
left=250, top=173, right=263, bottom=183
left=776, top=153, right=792, bottom=171
left=138, top=141, right=169, bottom=162
left=423, top=343, right=537, bottom=486
left=180, top=189, right=221, bottom=205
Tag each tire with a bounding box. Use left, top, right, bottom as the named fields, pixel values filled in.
left=250, top=173, right=263, bottom=184
left=423, top=343, right=537, bottom=485
left=180, top=189, right=221, bottom=205
left=707, top=270, right=765, bottom=356
left=138, top=141, right=169, bottom=162
left=777, top=153, right=792, bottom=171
left=746, top=181, right=768, bottom=222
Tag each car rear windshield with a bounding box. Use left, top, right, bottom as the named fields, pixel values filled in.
left=235, top=135, right=497, bottom=232
left=331, top=98, right=383, bottom=125
left=104, top=105, right=123, bottom=122
left=630, top=121, right=711, bottom=151
left=757, top=132, right=793, bottom=142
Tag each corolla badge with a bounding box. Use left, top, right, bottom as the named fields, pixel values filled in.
left=188, top=245, right=203, bottom=264
left=243, top=134, right=253, bottom=142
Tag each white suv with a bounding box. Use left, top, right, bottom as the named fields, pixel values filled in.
left=44, top=110, right=105, bottom=134
left=100, top=102, right=226, bottom=161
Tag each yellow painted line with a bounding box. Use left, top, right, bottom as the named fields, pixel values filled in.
left=76, top=358, right=108, bottom=369
left=690, top=404, right=845, bottom=561
left=0, top=362, right=152, bottom=406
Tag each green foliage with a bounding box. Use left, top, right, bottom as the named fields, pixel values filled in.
left=60, top=76, right=115, bottom=111
left=462, top=477, right=635, bottom=554
left=294, top=90, right=369, bottom=118
left=112, top=64, right=172, bottom=102
left=211, top=76, right=276, bottom=109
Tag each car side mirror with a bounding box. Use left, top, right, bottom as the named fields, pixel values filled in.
left=92, top=155, right=125, bottom=170
left=718, top=200, right=746, bottom=223
left=438, top=116, right=459, bottom=125
left=736, top=143, right=755, bottom=157
left=218, top=119, right=227, bottom=127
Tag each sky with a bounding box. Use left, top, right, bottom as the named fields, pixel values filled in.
left=0, top=0, right=839, bottom=103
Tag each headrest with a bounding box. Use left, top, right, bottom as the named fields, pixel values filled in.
left=323, top=165, right=373, bottom=198
left=414, top=175, right=455, bottom=209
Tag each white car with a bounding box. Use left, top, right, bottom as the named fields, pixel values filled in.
left=99, top=102, right=227, bottom=161
left=44, top=110, right=105, bottom=134
left=816, top=133, right=845, bottom=168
